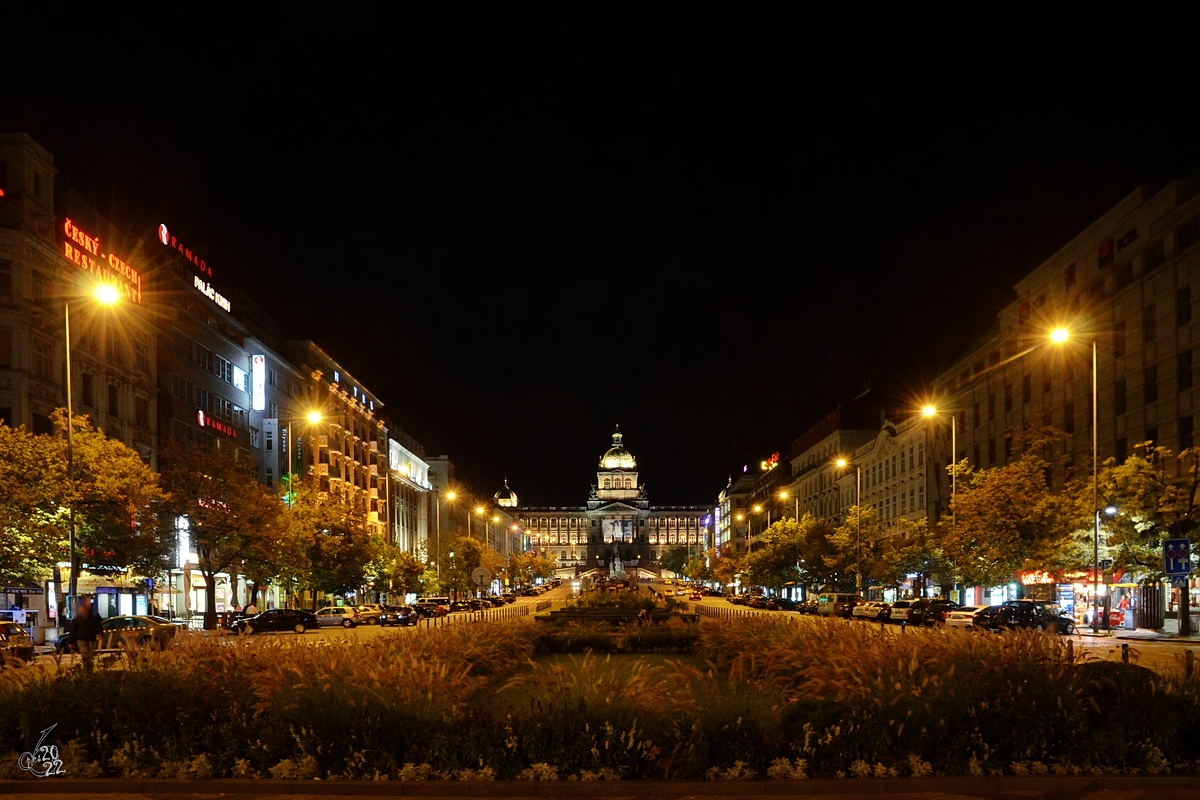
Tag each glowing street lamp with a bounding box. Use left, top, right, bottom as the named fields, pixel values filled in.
left=921, top=405, right=957, bottom=522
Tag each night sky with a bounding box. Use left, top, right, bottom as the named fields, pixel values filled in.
left=5, top=5, right=1200, bottom=505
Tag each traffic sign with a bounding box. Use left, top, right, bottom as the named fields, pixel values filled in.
left=471, top=567, right=493, bottom=587
left=1172, top=576, right=1190, bottom=588
left=1164, top=538, right=1193, bottom=576
left=1099, top=559, right=1113, bottom=571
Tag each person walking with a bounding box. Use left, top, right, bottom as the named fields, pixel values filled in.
left=67, top=598, right=104, bottom=673
left=244, top=601, right=259, bottom=616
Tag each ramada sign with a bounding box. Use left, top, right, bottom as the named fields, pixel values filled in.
left=197, top=409, right=236, bottom=438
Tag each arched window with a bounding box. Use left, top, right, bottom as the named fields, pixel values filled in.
left=624, top=479, right=632, bottom=489
left=602, top=479, right=610, bottom=488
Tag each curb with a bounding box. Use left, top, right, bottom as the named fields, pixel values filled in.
left=2, top=775, right=1199, bottom=796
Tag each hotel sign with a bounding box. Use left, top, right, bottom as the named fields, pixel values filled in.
left=194, top=276, right=231, bottom=312
left=197, top=409, right=236, bottom=438
left=61, top=218, right=143, bottom=304
left=251, top=355, right=266, bottom=411
left=158, top=223, right=212, bottom=276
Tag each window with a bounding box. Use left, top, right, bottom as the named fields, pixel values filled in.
left=972, top=444, right=980, bottom=467
left=81, top=372, right=94, bottom=407
left=1145, top=239, right=1166, bottom=272
left=233, top=405, right=248, bottom=429
left=1182, top=417, right=1195, bottom=449
left=1042, top=362, right=1052, bottom=394
left=1114, top=321, right=1126, bottom=357
left=107, top=383, right=119, bottom=416
left=266, top=430, right=274, bottom=452
left=1064, top=401, right=1075, bottom=434
left=1115, top=379, right=1127, bottom=415
left=232, top=365, right=247, bottom=393
left=0, top=259, right=11, bottom=295
left=215, top=355, right=233, bottom=383
left=134, top=342, right=150, bottom=373
left=973, top=401, right=980, bottom=429
left=1178, top=216, right=1200, bottom=252
left=987, top=394, right=995, bottom=422
left=1115, top=261, right=1134, bottom=291
left=987, top=438, right=996, bottom=465
left=1145, top=427, right=1158, bottom=448
left=1064, top=262, right=1077, bottom=291
left=194, top=343, right=213, bottom=372
left=1004, top=384, right=1013, bottom=413
left=1180, top=350, right=1194, bottom=391
left=32, top=272, right=52, bottom=303
left=269, top=368, right=281, bottom=388
left=1144, top=304, right=1157, bottom=343
left=0, top=406, right=10, bottom=426
left=1099, top=239, right=1114, bottom=268
left=1145, top=365, right=1158, bottom=404
left=1022, top=374, right=1032, bottom=404
left=106, top=336, right=121, bottom=365
left=0, top=327, right=11, bottom=368
left=1178, top=286, right=1192, bottom=326
left=33, top=342, right=50, bottom=380
left=135, top=396, right=149, bottom=428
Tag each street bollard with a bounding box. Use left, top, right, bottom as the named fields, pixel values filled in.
left=1187, top=649, right=1194, bottom=679
left=1066, top=639, right=1073, bottom=663
left=1121, top=643, right=1130, bottom=664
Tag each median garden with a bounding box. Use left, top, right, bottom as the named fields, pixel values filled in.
left=2, top=614, right=1197, bottom=781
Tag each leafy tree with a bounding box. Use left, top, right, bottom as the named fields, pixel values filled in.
left=683, top=550, right=712, bottom=583
left=883, top=517, right=951, bottom=597
left=660, top=545, right=689, bottom=576
left=158, top=441, right=289, bottom=629
left=743, top=518, right=805, bottom=593
left=0, top=411, right=166, bottom=602
left=828, top=505, right=888, bottom=591
left=710, top=547, right=743, bottom=588
left=288, top=482, right=376, bottom=601
left=946, top=425, right=1085, bottom=586
left=443, top=535, right=484, bottom=597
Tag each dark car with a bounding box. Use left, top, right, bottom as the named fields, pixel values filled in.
left=978, top=600, right=1075, bottom=634
left=379, top=605, right=418, bottom=627
left=230, top=608, right=318, bottom=635
left=519, top=588, right=540, bottom=597
left=747, top=595, right=770, bottom=609
left=767, top=598, right=797, bottom=611
left=101, top=615, right=185, bottom=649
left=501, top=593, right=517, bottom=604
left=910, top=599, right=961, bottom=627
left=0, top=622, right=34, bottom=662
left=413, top=599, right=449, bottom=617
left=728, top=595, right=749, bottom=606
left=484, top=596, right=505, bottom=608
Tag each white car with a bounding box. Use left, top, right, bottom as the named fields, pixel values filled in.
left=315, top=606, right=360, bottom=628
left=851, top=601, right=880, bottom=619
left=888, top=600, right=914, bottom=624
left=944, top=605, right=980, bottom=630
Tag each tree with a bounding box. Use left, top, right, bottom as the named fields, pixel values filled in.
left=710, top=548, right=743, bottom=588
left=946, top=426, right=1085, bottom=586
left=743, top=518, right=805, bottom=593
left=0, top=411, right=166, bottom=600
left=882, top=517, right=952, bottom=597
left=288, top=482, right=376, bottom=601
left=828, top=505, right=888, bottom=591
left=683, top=550, right=712, bottom=583
left=158, top=441, right=289, bottom=629
left=443, top=535, right=484, bottom=597
left=660, top=545, right=689, bottom=576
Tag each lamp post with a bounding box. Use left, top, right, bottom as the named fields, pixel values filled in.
left=435, top=491, right=457, bottom=579
left=921, top=405, right=957, bottom=528
left=64, top=283, right=122, bottom=610
left=835, top=458, right=862, bottom=590
left=1050, top=328, right=1102, bottom=634
left=780, top=490, right=798, bottom=521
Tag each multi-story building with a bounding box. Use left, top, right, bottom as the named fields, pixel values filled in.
left=287, top=341, right=390, bottom=538
left=387, top=428, right=432, bottom=554
left=518, top=428, right=709, bottom=573
left=933, top=179, right=1200, bottom=478
left=783, top=406, right=880, bottom=525
left=836, top=413, right=937, bottom=528
left=715, top=470, right=756, bottom=554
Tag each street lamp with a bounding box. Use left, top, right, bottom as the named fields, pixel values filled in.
left=1049, top=328, right=1102, bottom=633
left=834, top=457, right=862, bottom=591
left=435, top=491, right=457, bottom=579
left=64, top=283, right=122, bottom=610
left=921, top=405, right=957, bottom=528
left=779, top=490, right=798, bottom=521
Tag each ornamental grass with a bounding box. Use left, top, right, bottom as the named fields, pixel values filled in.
left=2, top=615, right=1198, bottom=780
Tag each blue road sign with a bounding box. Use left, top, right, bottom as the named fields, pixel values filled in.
left=1173, top=576, right=1191, bottom=588
left=1164, top=538, right=1193, bottom=576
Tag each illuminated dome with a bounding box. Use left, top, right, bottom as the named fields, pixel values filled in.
left=600, top=427, right=637, bottom=469
left=494, top=478, right=519, bottom=508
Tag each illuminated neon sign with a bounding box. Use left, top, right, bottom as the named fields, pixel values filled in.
left=194, top=276, right=231, bottom=313
left=761, top=452, right=780, bottom=471
left=251, top=355, right=266, bottom=411
left=197, top=409, right=236, bottom=438
left=158, top=223, right=212, bottom=276
left=61, top=218, right=143, bottom=304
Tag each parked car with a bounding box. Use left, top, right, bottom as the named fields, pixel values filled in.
left=101, top=615, right=185, bottom=648
left=977, top=600, right=1075, bottom=634
left=909, top=599, right=961, bottom=626
left=852, top=601, right=889, bottom=621
left=315, top=606, right=360, bottom=628
left=888, top=600, right=915, bottom=624
left=501, top=593, right=517, bottom=604
left=378, top=605, right=418, bottom=627
left=0, top=622, right=34, bottom=662
left=689, top=592, right=703, bottom=601
left=796, top=599, right=819, bottom=615
left=729, top=595, right=749, bottom=606
left=746, top=595, right=770, bottom=609
left=767, top=597, right=796, bottom=611
left=945, top=605, right=981, bottom=630
left=355, top=604, right=386, bottom=625
left=231, top=608, right=319, bottom=634
left=818, top=593, right=864, bottom=618
left=484, top=596, right=505, bottom=607
left=412, top=601, right=447, bottom=618
left=519, top=588, right=540, bottom=597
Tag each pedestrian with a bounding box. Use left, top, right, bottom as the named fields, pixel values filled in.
left=67, top=598, right=104, bottom=673
left=244, top=601, right=259, bottom=616
left=637, top=608, right=650, bottom=626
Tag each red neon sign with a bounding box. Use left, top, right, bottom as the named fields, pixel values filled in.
left=61, top=218, right=143, bottom=304
left=159, top=223, right=211, bottom=276
left=197, top=409, right=236, bottom=438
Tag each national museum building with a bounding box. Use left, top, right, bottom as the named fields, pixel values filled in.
left=517, top=428, right=710, bottom=573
